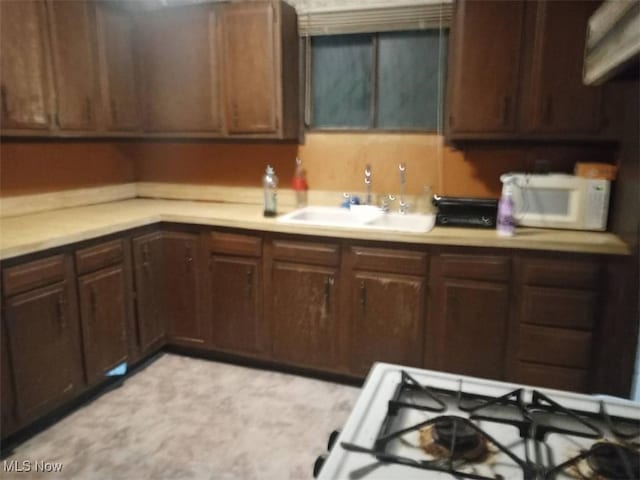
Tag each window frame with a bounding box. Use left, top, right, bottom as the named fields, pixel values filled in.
left=302, top=29, right=448, bottom=134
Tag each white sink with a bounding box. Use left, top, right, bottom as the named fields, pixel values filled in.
left=277, top=206, right=435, bottom=233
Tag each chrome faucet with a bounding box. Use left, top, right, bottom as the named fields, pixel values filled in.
left=398, top=163, right=410, bottom=214
left=364, top=164, right=372, bottom=205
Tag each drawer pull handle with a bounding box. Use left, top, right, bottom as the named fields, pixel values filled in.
left=359, top=280, right=366, bottom=312
left=544, top=95, right=553, bottom=125
left=185, top=243, right=193, bottom=271
left=246, top=269, right=253, bottom=297
left=57, top=293, right=67, bottom=329
left=90, top=287, right=97, bottom=321
left=502, top=95, right=511, bottom=126
left=324, top=275, right=334, bottom=308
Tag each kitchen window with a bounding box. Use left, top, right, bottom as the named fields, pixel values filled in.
left=305, top=29, right=448, bottom=131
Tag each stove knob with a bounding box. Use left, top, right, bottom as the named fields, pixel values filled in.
left=481, top=216, right=490, bottom=225
left=441, top=216, right=449, bottom=224
left=327, top=430, right=340, bottom=451
left=313, top=454, right=328, bottom=478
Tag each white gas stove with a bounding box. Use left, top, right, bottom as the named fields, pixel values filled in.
left=315, top=363, right=640, bottom=480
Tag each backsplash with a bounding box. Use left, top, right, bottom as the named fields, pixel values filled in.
left=0, top=135, right=616, bottom=199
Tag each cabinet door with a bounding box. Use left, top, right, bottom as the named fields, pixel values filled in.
left=447, top=0, right=524, bottom=134
left=163, top=232, right=204, bottom=346
left=350, top=273, right=425, bottom=375
left=47, top=0, right=97, bottom=130
left=78, top=265, right=128, bottom=384
left=210, top=255, right=263, bottom=354
left=522, top=0, right=602, bottom=134
left=222, top=2, right=278, bottom=134
left=0, top=0, right=52, bottom=130
left=4, top=282, right=84, bottom=423
left=1, top=310, right=17, bottom=437
left=271, top=262, right=339, bottom=370
left=96, top=4, right=140, bottom=131
left=132, top=233, right=165, bottom=354
left=136, top=4, right=222, bottom=132
left=434, top=279, right=510, bottom=380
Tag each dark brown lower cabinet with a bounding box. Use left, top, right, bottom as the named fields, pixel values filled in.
left=78, top=265, right=128, bottom=384
left=132, top=232, right=165, bottom=354
left=163, top=231, right=205, bottom=346
left=350, top=272, right=425, bottom=375
left=510, top=256, right=602, bottom=392
left=210, top=255, right=263, bottom=354
left=1, top=311, right=17, bottom=436
left=428, top=253, right=511, bottom=381
left=4, top=282, right=84, bottom=423
left=270, top=261, right=340, bottom=370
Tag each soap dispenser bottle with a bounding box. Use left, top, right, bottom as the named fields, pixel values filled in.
left=497, top=174, right=515, bottom=236
left=263, top=165, right=278, bottom=217
left=291, top=157, right=308, bottom=208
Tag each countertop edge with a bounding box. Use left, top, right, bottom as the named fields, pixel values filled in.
left=0, top=202, right=631, bottom=260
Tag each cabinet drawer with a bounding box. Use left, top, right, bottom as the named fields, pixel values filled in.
left=211, top=232, right=261, bottom=257
left=75, top=239, right=124, bottom=275
left=521, top=259, right=601, bottom=289
left=441, top=254, right=510, bottom=282
left=351, top=246, right=427, bottom=276
left=271, top=240, right=339, bottom=266
left=517, top=362, right=589, bottom=393
left=519, top=324, right=593, bottom=369
left=3, top=255, right=66, bottom=296
left=521, top=286, right=597, bottom=330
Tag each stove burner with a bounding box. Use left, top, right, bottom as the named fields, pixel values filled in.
left=420, top=416, right=488, bottom=461
left=586, top=442, right=640, bottom=479
left=433, top=417, right=482, bottom=453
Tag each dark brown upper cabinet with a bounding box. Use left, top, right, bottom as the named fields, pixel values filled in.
left=446, top=0, right=605, bottom=142
left=0, top=0, right=53, bottom=131
left=447, top=0, right=525, bottom=135
left=221, top=0, right=299, bottom=138
left=46, top=0, right=98, bottom=131
left=136, top=3, right=222, bottom=133
left=95, top=3, right=141, bottom=131
left=519, top=0, right=603, bottom=135
left=222, top=2, right=274, bottom=134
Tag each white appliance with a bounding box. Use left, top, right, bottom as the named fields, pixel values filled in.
left=316, top=363, right=640, bottom=480
left=502, top=173, right=610, bottom=231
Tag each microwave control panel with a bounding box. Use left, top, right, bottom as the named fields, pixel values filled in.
left=584, top=180, right=610, bottom=231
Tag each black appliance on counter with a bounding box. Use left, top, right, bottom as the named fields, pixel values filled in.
left=433, top=196, right=498, bottom=228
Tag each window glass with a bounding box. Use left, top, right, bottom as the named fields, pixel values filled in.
left=311, top=34, right=373, bottom=128
left=376, top=30, right=447, bottom=129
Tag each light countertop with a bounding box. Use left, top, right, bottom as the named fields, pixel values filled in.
left=0, top=198, right=630, bottom=260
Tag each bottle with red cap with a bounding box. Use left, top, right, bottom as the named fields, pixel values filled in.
left=292, top=157, right=308, bottom=208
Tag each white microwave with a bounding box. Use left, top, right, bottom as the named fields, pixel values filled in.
left=504, top=173, right=611, bottom=231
